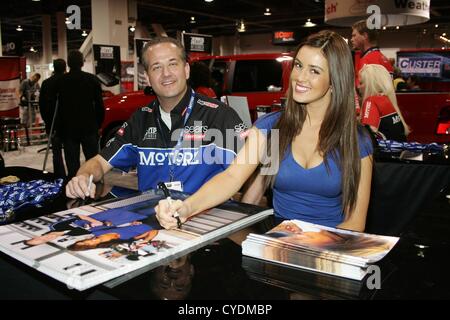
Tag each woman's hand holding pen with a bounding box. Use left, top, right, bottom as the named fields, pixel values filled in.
left=155, top=199, right=190, bottom=230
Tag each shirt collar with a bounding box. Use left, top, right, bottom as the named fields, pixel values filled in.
left=164, top=86, right=193, bottom=116
left=361, top=46, right=380, bottom=58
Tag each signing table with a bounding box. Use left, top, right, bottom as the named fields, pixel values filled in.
left=0, top=163, right=449, bottom=299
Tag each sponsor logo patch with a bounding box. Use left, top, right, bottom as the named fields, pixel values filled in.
left=234, top=122, right=248, bottom=133
left=184, top=125, right=208, bottom=134
left=141, top=106, right=153, bottom=112
left=143, top=127, right=157, bottom=140
left=197, top=99, right=218, bottom=109
left=184, top=133, right=206, bottom=141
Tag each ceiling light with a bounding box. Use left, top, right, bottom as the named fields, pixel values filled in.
left=82, top=30, right=88, bottom=37
left=30, top=46, right=36, bottom=52
left=190, top=16, right=196, bottom=24
left=237, top=19, right=246, bottom=32
left=304, top=18, right=316, bottom=27
left=129, top=25, right=135, bottom=32
left=443, top=33, right=447, bottom=36
left=264, top=8, right=272, bottom=16
left=396, top=25, right=400, bottom=30
left=435, top=24, right=439, bottom=28
left=382, top=26, right=387, bottom=30
left=204, top=0, right=214, bottom=2
left=65, top=17, right=71, bottom=25
left=16, top=25, right=23, bottom=31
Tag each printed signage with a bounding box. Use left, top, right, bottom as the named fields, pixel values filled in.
left=182, top=33, right=212, bottom=54
left=397, top=51, right=450, bottom=80
left=272, top=31, right=297, bottom=45
left=324, top=0, right=430, bottom=27
left=93, top=44, right=121, bottom=87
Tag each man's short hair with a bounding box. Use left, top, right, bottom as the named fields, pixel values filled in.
left=141, top=37, right=187, bottom=72
left=67, top=50, right=84, bottom=70
left=53, top=59, right=66, bottom=74
left=352, top=19, right=379, bottom=44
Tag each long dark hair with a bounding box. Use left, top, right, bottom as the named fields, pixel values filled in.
left=266, top=30, right=361, bottom=216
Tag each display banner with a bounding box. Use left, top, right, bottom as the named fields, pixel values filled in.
left=0, top=57, right=25, bottom=117
left=272, top=31, right=298, bottom=45
left=182, top=32, right=212, bottom=54
left=324, top=0, right=430, bottom=27
left=0, top=78, right=20, bottom=111
left=397, top=51, right=450, bottom=80
left=93, top=44, right=121, bottom=87
left=1, top=36, right=23, bottom=56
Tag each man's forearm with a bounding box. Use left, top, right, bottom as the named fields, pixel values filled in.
left=76, top=155, right=111, bottom=182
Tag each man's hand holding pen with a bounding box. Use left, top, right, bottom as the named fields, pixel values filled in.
left=66, top=173, right=96, bottom=199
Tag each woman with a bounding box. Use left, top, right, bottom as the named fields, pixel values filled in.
left=156, top=30, right=373, bottom=232
left=67, top=226, right=158, bottom=251
left=358, top=64, right=409, bottom=141
left=267, top=221, right=392, bottom=258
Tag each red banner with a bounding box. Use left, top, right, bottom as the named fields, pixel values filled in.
left=0, top=56, right=25, bottom=117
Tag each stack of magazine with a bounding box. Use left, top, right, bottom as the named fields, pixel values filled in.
left=242, top=219, right=399, bottom=281
left=0, top=190, right=272, bottom=291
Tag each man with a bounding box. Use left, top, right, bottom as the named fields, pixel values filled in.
left=57, top=50, right=104, bottom=178
left=19, top=73, right=41, bottom=127
left=351, top=20, right=393, bottom=86
left=39, top=59, right=67, bottom=178
left=66, top=37, right=245, bottom=199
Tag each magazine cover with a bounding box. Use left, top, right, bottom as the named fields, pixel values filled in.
left=0, top=191, right=272, bottom=291
left=242, top=219, right=399, bottom=280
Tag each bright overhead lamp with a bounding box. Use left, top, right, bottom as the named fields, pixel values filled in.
left=129, top=25, right=136, bottom=32
left=237, top=19, right=246, bottom=32
left=16, top=25, right=23, bottom=31
left=29, top=46, right=37, bottom=52
left=304, top=18, right=316, bottom=27
left=81, top=30, right=88, bottom=37
left=65, top=17, right=71, bottom=25
left=264, top=8, right=272, bottom=16
left=204, top=0, right=214, bottom=2
left=190, top=16, right=196, bottom=24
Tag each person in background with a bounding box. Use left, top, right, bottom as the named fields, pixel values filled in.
left=19, top=73, right=41, bottom=127
left=393, top=67, right=406, bottom=91
left=351, top=20, right=393, bottom=86
left=57, top=50, right=104, bottom=178
left=189, top=61, right=217, bottom=98
left=406, top=75, right=421, bottom=91
left=156, top=30, right=374, bottom=233
left=358, top=64, right=409, bottom=141
left=65, top=37, right=245, bottom=199
left=39, top=59, right=67, bottom=178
